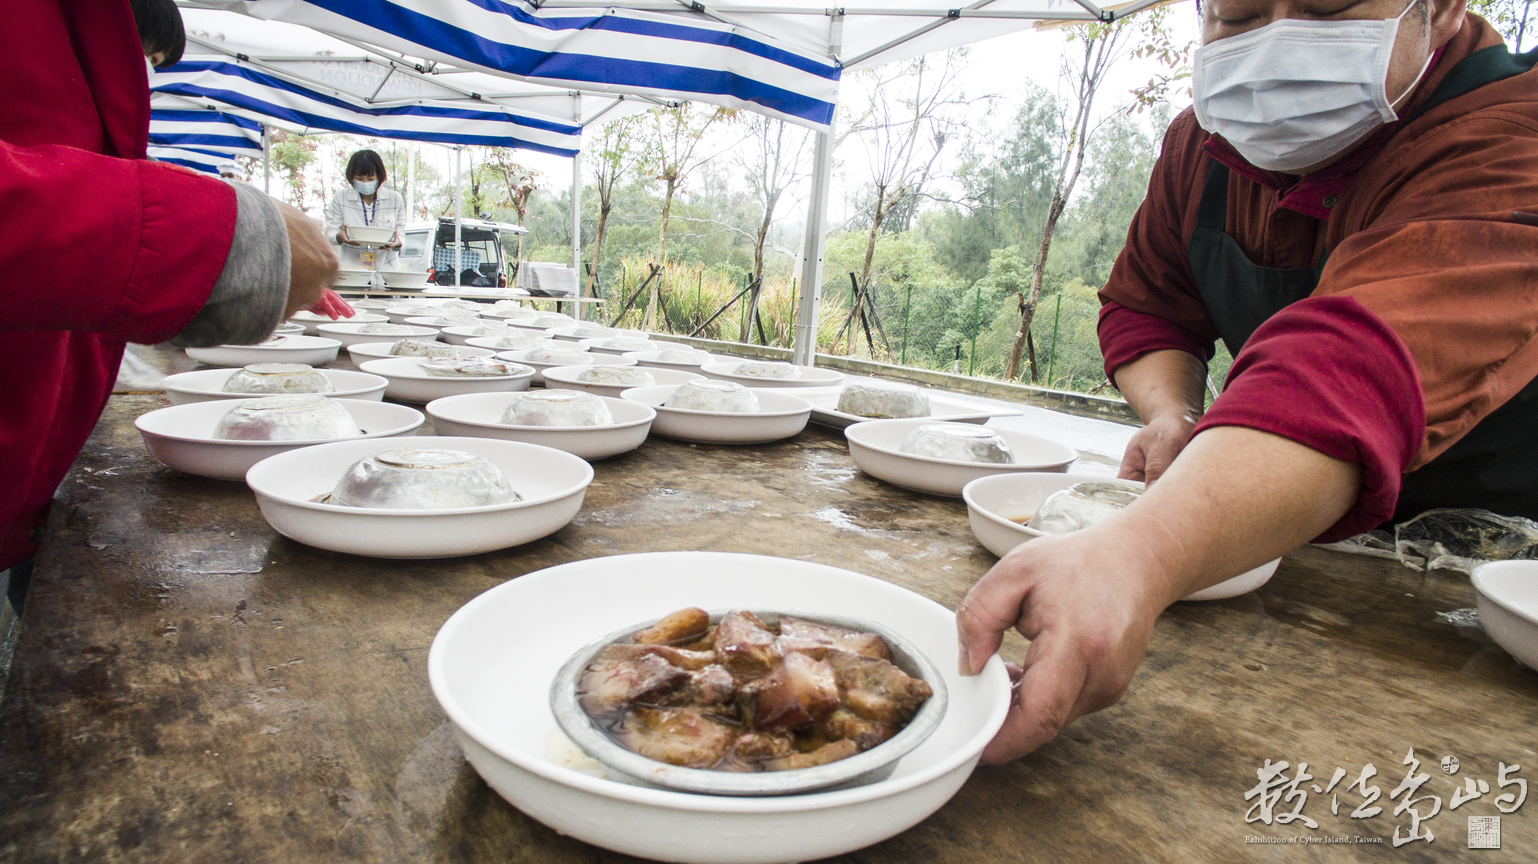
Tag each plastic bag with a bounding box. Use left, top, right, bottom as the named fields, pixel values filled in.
left=1318, top=508, right=1538, bottom=574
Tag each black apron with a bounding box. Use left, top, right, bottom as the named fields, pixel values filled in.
left=1187, top=43, right=1538, bottom=525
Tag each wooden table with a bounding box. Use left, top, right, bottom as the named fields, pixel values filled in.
left=2, top=349, right=1536, bottom=863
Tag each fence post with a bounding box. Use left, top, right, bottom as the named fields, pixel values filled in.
left=968, top=281, right=982, bottom=377
left=901, top=284, right=912, bottom=366
left=1047, top=292, right=1063, bottom=386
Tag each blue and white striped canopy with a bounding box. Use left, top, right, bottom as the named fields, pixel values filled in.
left=149, top=108, right=264, bottom=155
left=202, top=0, right=842, bottom=128
left=147, top=145, right=240, bottom=174
left=151, top=57, right=585, bottom=155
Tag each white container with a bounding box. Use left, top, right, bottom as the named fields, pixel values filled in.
left=346, top=342, right=493, bottom=363
left=385, top=304, right=440, bottom=324
left=345, top=224, right=395, bottom=244
left=245, top=436, right=593, bottom=558
left=1473, top=561, right=1538, bottom=669
left=777, top=385, right=1021, bottom=430
left=185, top=335, right=342, bottom=369
left=316, top=322, right=440, bottom=347
left=428, top=551, right=1011, bottom=864
left=135, top=398, right=423, bottom=481
left=380, top=270, right=431, bottom=290
left=624, top=349, right=718, bottom=371
left=163, top=367, right=387, bottom=405
left=959, top=472, right=1279, bottom=601
left=620, top=385, right=812, bottom=444
left=289, top=311, right=387, bottom=336
left=541, top=365, right=704, bottom=399
left=332, top=269, right=375, bottom=289
left=701, top=360, right=845, bottom=388
left=427, top=392, right=656, bottom=460
left=495, top=348, right=635, bottom=386
left=358, top=356, right=535, bottom=403
left=843, top=418, right=1077, bottom=497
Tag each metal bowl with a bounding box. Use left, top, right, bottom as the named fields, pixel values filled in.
left=221, top=363, right=334, bottom=395
left=212, top=395, right=363, bottom=441
left=331, top=447, right=520, bottom=508
left=550, top=609, right=947, bottom=797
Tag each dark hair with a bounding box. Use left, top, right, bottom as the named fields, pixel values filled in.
left=345, top=150, right=388, bottom=186
left=130, top=0, right=185, bottom=68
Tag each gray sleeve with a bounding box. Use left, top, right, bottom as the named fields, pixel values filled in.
left=170, top=181, right=291, bottom=348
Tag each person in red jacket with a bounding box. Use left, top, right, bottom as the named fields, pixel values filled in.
left=0, top=1, right=338, bottom=610
left=958, top=0, right=1538, bottom=763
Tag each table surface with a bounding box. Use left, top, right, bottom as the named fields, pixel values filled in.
left=2, top=347, right=1536, bottom=863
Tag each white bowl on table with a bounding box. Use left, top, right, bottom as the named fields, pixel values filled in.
left=332, top=269, right=375, bottom=289
left=428, top=550, right=1011, bottom=864
left=701, top=360, right=845, bottom=388
left=357, top=356, right=535, bottom=403
left=347, top=341, right=492, bottom=363
left=1472, top=561, right=1538, bottom=669
left=960, top=473, right=1279, bottom=601
left=289, top=310, right=386, bottom=336
left=385, top=304, right=441, bottom=324
left=185, top=335, right=342, bottom=368
left=581, top=337, right=659, bottom=356
left=245, top=436, right=593, bottom=559
left=441, top=325, right=528, bottom=346
left=844, top=418, right=1077, bottom=497
left=496, top=348, right=635, bottom=386
left=380, top=270, right=431, bottom=290
left=316, top=322, right=439, bottom=348
left=345, top=299, right=395, bottom=312
left=163, top=367, right=387, bottom=405
left=426, top=392, right=655, bottom=460
left=541, top=365, right=704, bottom=399
left=345, top=224, right=395, bottom=245
left=272, top=322, right=306, bottom=335
left=780, top=385, right=1023, bottom=430
left=465, top=334, right=553, bottom=353
left=135, top=397, right=424, bottom=481
left=549, top=324, right=624, bottom=343
left=624, top=349, right=718, bottom=371
left=620, top=385, right=812, bottom=445
left=405, top=315, right=484, bottom=333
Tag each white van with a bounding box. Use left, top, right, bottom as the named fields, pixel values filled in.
left=397, top=217, right=529, bottom=288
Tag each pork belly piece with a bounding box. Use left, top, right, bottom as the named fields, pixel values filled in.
left=615, top=707, right=737, bottom=768
left=826, top=652, right=933, bottom=725
left=776, top=616, right=891, bottom=661
left=633, top=607, right=711, bottom=645
left=819, top=709, right=897, bottom=751
left=671, top=664, right=737, bottom=707
left=763, top=739, right=860, bottom=772
left=715, top=611, right=782, bottom=677
left=733, top=730, right=796, bottom=762
left=747, top=651, right=840, bottom=732
left=577, top=650, right=690, bottom=718
left=602, top=642, right=718, bottom=671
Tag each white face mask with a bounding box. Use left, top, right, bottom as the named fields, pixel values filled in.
left=353, top=179, right=379, bottom=196
left=1193, top=0, right=1433, bottom=173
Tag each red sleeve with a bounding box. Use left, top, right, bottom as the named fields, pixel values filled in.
left=1098, top=301, right=1215, bottom=383
left=1193, top=295, right=1424, bottom=542
left=0, top=141, right=236, bottom=342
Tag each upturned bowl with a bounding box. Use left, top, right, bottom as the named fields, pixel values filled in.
left=385, top=304, right=440, bottom=324
left=495, top=348, right=635, bottom=386
left=581, top=337, right=658, bottom=356
left=346, top=341, right=493, bottom=363
left=405, top=315, right=484, bottom=333
left=289, top=310, right=386, bottom=335
left=620, top=385, right=812, bottom=445
left=441, top=325, right=523, bottom=346
left=135, top=397, right=423, bottom=480
left=843, top=418, right=1077, bottom=497
left=427, top=392, right=656, bottom=460
left=428, top=551, right=1010, bottom=864
left=316, top=322, right=439, bottom=347
left=245, top=436, right=593, bottom=558
left=959, top=472, right=1279, bottom=601
left=184, top=335, right=342, bottom=368
left=465, top=333, right=554, bottom=353
left=778, top=385, right=1019, bottom=430
left=624, top=349, right=718, bottom=371
left=357, top=356, right=535, bottom=403
left=701, top=361, right=845, bottom=389
left=541, top=365, right=704, bottom=399
left=164, top=367, right=387, bottom=405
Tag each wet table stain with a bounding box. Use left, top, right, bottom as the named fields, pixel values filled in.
left=1, top=350, right=1536, bottom=863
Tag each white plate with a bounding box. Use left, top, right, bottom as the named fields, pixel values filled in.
left=1472, top=561, right=1538, bottom=669
left=316, top=322, right=440, bottom=347
left=405, top=315, right=481, bottom=332
left=579, top=337, right=659, bottom=356
left=426, top=392, right=655, bottom=460
left=380, top=270, right=430, bottom=290
left=135, top=398, right=424, bottom=481
left=185, top=335, right=342, bottom=368
left=624, top=349, right=718, bottom=371
left=428, top=551, right=1011, bottom=864
left=163, top=368, right=388, bottom=405
left=289, top=311, right=386, bottom=335
left=960, top=473, right=1278, bottom=601
left=465, top=335, right=554, bottom=353
left=620, top=385, right=812, bottom=444
left=246, top=436, right=592, bottom=558
left=778, top=385, right=1022, bottom=429
left=347, top=342, right=493, bottom=363
left=844, top=418, right=1077, bottom=497
left=494, top=349, right=635, bottom=386
left=358, top=357, right=535, bottom=403
left=385, top=304, right=442, bottom=324
left=441, top=325, right=529, bottom=346
left=701, top=361, right=845, bottom=388
left=541, top=365, right=704, bottom=398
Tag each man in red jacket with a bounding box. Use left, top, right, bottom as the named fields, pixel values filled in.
left=0, top=2, right=336, bottom=605
left=958, top=0, right=1538, bottom=762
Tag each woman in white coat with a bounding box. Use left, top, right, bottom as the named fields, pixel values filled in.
left=324, top=149, right=407, bottom=270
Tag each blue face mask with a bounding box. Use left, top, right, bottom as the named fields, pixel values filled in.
left=353, top=179, right=379, bottom=196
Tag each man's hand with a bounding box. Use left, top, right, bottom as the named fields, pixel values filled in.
left=280, top=203, right=338, bottom=319
left=1119, top=410, right=1197, bottom=484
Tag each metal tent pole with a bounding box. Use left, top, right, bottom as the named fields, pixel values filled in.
left=570, top=93, right=585, bottom=320
left=791, top=126, right=835, bottom=367
left=454, top=146, right=463, bottom=289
